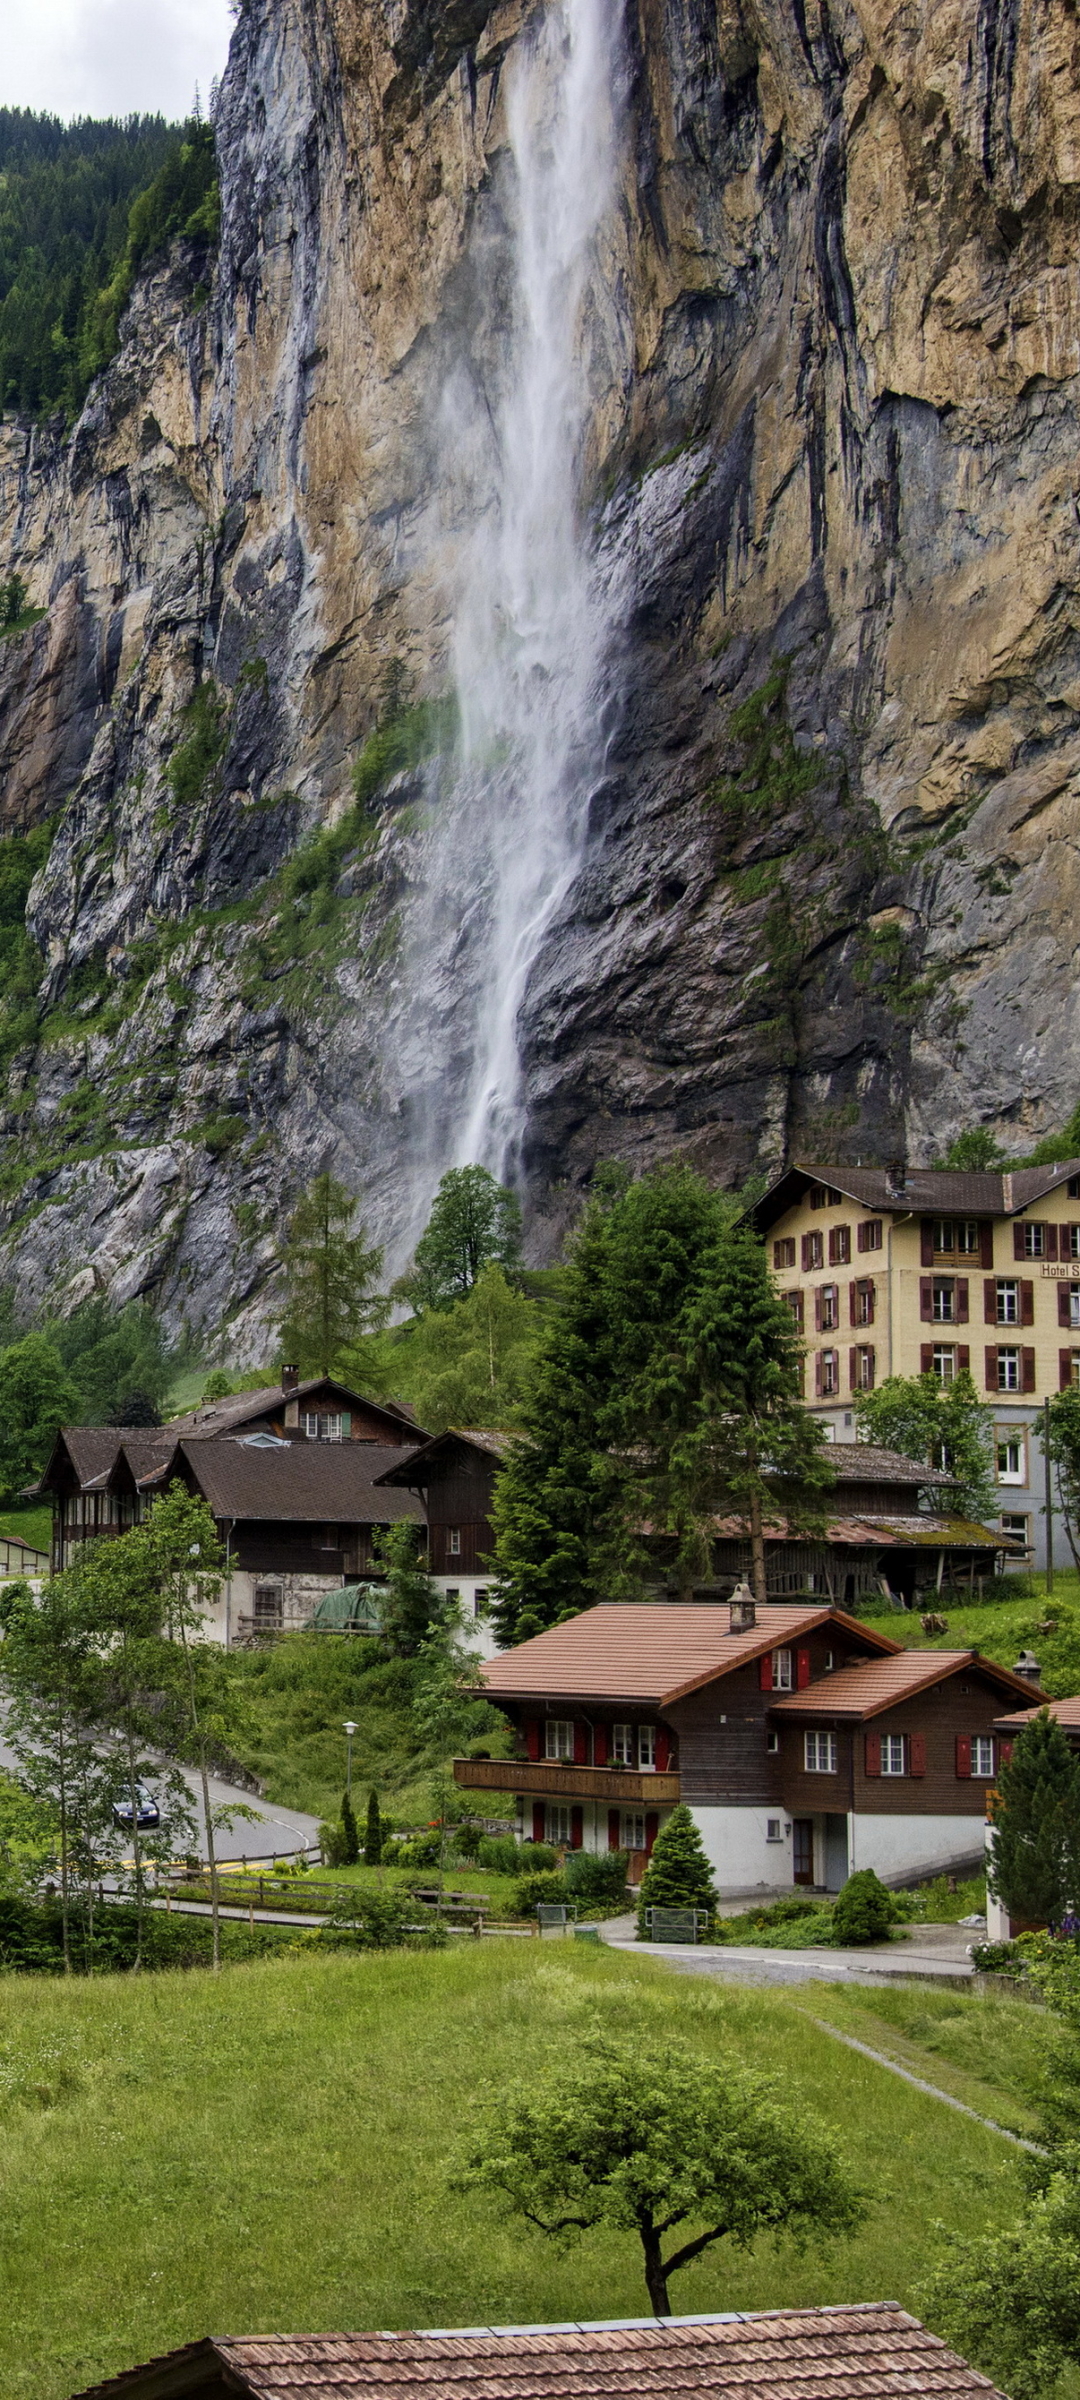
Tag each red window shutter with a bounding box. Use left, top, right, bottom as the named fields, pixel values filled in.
left=958, top=1345, right=970, bottom=1372
left=849, top=1282, right=859, bottom=1328
left=828, top=1227, right=838, bottom=1266
left=1047, top=1225, right=1060, bottom=1261
left=985, top=1346, right=998, bottom=1391
left=980, top=1222, right=994, bottom=1269
left=921, top=1343, right=934, bottom=1374
left=608, top=1808, right=621, bottom=1852
left=956, top=1278, right=969, bottom=1323
left=814, top=1287, right=824, bottom=1332
left=773, top=1240, right=784, bottom=1270
left=999, top=1739, right=1013, bottom=1768
left=796, top=1647, right=811, bottom=1689
left=801, top=1234, right=812, bottom=1272
left=849, top=1346, right=858, bottom=1390
left=984, top=1278, right=997, bottom=1325
left=865, top=1731, right=881, bottom=1777
left=759, top=1653, right=774, bottom=1691
left=644, top=1811, right=659, bottom=1856
left=593, top=1723, right=608, bottom=1767
left=815, top=1352, right=823, bottom=1398
left=919, top=1277, right=933, bottom=1320
left=857, top=1220, right=868, bottom=1254
left=570, top=1806, right=584, bottom=1851
left=573, top=1720, right=588, bottom=1765
left=909, top=1733, right=926, bottom=1776
left=1014, top=1224, right=1026, bottom=1260
left=955, top=1735, right=972, bottom=1779
left=1064, top=1350, right=1075, bottom=1390
left=1023, top=1347, right=1037, bottom=1393
left=866, top=1280, right=876, bottom=1323
left=1021, top=1281, right=1035, bottom=1326
left=921, top=1221, right=935, bottom=1267
left=655, top=1728, right=670, bottom=1771
left=525, top=1719, right=540, bottom=1761
left=1061, top=1286, right=1073, bottom=1328
left=866, top=1345, right=876, bottom=1388
left=532, top=1801, right=546, bottom=1842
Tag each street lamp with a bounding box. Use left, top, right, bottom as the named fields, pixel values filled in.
left=343, top=1721, right=359, bottom=1799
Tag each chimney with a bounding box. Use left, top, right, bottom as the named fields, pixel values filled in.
left=281, top=1363, right=300, bottom=1395
left=1012, top=1649, right=1041, bottom=1684
left=885, top=1159, right=908, bottom=1198
left=728, top=1580, right=757, bottom=1633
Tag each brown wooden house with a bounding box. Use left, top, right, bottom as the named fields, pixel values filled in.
left=376, top=1428, right=512, bottom=1652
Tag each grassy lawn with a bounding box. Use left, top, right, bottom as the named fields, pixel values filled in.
left=861, top=1576, right=1080, bottom=1693
left=0, top=1944, right=1026, bottom=2399
left=0, top=1501, right=52, bottom=1557
left=787, top=1980, right=1052, bottom=2140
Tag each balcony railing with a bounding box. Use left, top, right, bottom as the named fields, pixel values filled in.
left=454, top=1757, right=681, bottom=1805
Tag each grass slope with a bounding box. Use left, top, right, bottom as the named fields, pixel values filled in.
left=0, top=1945, right=1025, bottom=2399
left=862, top=1576, right=1080, bottom=1692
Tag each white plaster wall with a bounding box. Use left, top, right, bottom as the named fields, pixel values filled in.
left=433, top=1574, right=501, bottom=1659
left=690, top=1805, right=793, bottom=1893
left=850, top=1813, right=988, bottom=1882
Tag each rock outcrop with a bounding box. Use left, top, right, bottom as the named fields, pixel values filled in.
left=2, top=0, right=1080, bottom=1340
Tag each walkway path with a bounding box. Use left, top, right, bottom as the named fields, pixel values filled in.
left=599, top=1915, right=977, bottom=1989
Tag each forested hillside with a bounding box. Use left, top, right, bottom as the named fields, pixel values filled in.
left=0, top=109, right=217, bottom=418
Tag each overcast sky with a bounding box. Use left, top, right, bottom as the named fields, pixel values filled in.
left=4, top=0, right=234, bottom=123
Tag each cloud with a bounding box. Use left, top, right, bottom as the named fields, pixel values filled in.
left=2, top=0, right=233, bottom=122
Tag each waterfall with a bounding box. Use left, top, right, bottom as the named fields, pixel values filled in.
left=392, top=0, right=625, bottom=1236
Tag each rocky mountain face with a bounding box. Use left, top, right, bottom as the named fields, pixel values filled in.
left=1, top=0, right=1079, bottom=1347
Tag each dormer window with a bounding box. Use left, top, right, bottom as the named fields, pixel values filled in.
left=302, top=1411, right=344, bottom=1442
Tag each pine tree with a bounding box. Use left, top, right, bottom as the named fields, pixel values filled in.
left=989, top=1708, right=1080, bottom=1927
left=364, top=1789, right=382, bottom=1867
left=341, top=1789, right=360, bottom=1865
left=636, top=1804, right=718, bottom=1933
left=276, top=1172, right=387, bottom=1376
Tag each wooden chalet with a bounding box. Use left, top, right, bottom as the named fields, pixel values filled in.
left=458, top=1597, right=1042, bottom=1891
left=376, top=1427, right=513, bottom=1653
left=705, top=1444, right=1017, bottom=1609
left=66, top=2306, right=1005, bottom=2400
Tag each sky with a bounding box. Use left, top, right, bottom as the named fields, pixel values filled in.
left=3, top=0, right=234, bottom=123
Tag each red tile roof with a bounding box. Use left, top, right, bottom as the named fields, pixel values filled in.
left=479, top=1604, right=902, bottom=1707
left=993, top=1692, right=1080, bottom=1732
left=770, top=1648, right=1043, bottom=1720
left=66, top=2306, right=1007, bottom=2399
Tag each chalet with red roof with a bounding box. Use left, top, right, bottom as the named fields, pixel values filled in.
left=459, top=1595, right=1042, bottom=1891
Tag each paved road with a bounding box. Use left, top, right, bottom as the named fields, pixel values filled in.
left=600, top=1916, right=978, bottom=1988
left=0, top=1731, right=321, bottom=1865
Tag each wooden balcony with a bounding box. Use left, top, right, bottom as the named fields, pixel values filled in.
left=453, top=1757, right=681, bottom=1805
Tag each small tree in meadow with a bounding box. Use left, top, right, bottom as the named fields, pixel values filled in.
left=637, top=1803, right=718, bottom=1933
left=341, top=1789, right=360, bottom=1865
left=988, top=1708, right=1080, bottom=1929
left=364, top=1788, right=383, bottom=1867
left=458, top=2032, right=863, bottom=2314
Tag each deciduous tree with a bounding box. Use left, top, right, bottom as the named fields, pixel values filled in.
left=854, top=1369, right=995, bottom=1520
left=407, top=1167, right=522, bottom=1312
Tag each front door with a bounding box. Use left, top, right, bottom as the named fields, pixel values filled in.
left=793, top=1819, right=815, bottom=1886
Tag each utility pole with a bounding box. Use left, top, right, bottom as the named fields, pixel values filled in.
left=1044, top=1395, right=1055, bottom=1598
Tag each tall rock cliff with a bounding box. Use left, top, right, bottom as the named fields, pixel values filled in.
left=1, top=0, right=1080, bottom=1345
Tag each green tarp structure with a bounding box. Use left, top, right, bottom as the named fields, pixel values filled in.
left=309, top=1583, right=383, bottom=1633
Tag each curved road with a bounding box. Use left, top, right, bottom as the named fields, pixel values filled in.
left=0, top=1731, right=321, bottom=1865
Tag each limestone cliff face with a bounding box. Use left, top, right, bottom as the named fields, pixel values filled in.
left=1, top=0, right=1080, bottom=1339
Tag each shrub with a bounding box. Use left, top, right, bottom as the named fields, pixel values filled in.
left=478, top=1835, right=558, bottom=1873
left=832, top=1868, right=893, bottom=1945
left=324, top=1890, right=445, bottom=1948
left=564, top=1848, right=629, bottom=1902
left=319, top=1819, right=349, bottom=1867
left=389, top=1832, right=442, bottom=1869
left=513, top=1870, right=569, bottom=1915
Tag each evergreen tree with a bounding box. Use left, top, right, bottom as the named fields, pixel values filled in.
left=988, top=1708, right=1080, bottom=1927
left=341, top=1789, right=360, bottom=1865
left=364, top=1788, right=382, bottom=1867
left=636, top=1804, right=719, bottom=1932
left=407, top=1166, right=522, bottom=1311
left=0, top=1331, right=79, bottom=1500
left=276, top=1172, right=387, bottom=1377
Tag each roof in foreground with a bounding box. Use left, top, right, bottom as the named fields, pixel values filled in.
left=770, top=1647, right=1044, bottom=1719
left=994, top=1692, right=1080, bottom=1731
left=480, top=1604, right=901, bottom=1706
left=65, top=2305, right=1007, bottom=2399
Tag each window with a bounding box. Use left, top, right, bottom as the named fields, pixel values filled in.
left=253, top=1583, right=283, bottom=1627
left=957, top=1222, right=980, bottom=1256
left=622, top=1811, right=646, bottom=1850
left=318, top=1523, right=338, bottom=1549
left=972, top=1737, right=995, bottom=1778
left=1070, top=1225, right=1080, bottom=1260
left=546, top=1803, right=572, bottom=1845
left=803, top=1230, right=824, bottom=1270
left=997, top=1280, right=1019, bottom=1325
left=1001, top=1512, right=1030, bottom=1546
left=934, top=1219, right=979, bottom=1256
left=1070, top=1285, right=1080, bottom=1329
left=853, top=1345, right=875, bottom=1391
left=638, top=1724, right=657, bottom=1770
left=996, top=1435, right=1025, bottom=1485
left=820, top=1284, right=839, bottom=1330
left=880, top=1735, right=906, bottom=1775
left=447, top=1528, right=461, bottom=1556
left=933, top=1219, right=955, bottom=1254
left=932, top=1279, right=955, bottom=1322
left=772, top=1648, right=793, bottom=1691
left=1023, top=1222, right=1046, bottom=1258
left=766, top=1729, right=779, bottom=1753
left=302, top=1411, right=343, bottom=1442
left=998, top=1346, right=1020, bottom=1392
left=473, top=1588, right=489, bottom=1616
left=855, top=1279, right=875, bottom=1326
left=858, top=1218, right=883, bottom=1252
left=932, top=1345, right=957, bottom=1384
left=810, top=1183, right=842, bottom=1207
left=545, top=1720, right=574, bottom=1761
left=611, top=1722, right=633, bottom=1765
left=825, top=1649, right=835, bottom=1670
left=785, top=1290, right=804, bottom=1332
left=804, top=1731, right=838, bottom=1773
left=773, top=1237, right=796, bottom=1269
left=828, top=1224, right=851, bottom=1266
left=766, top=1817, right=783, bottom=1841
left=819, top=1349, right=839, bottom=1396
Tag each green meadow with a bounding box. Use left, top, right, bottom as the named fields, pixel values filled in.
left=0, top=1943, right=1032, bottom=2400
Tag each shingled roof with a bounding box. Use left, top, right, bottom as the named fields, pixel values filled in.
left=993, top=1692, right=1080, bottom=1733
left=165, top=1378, right=420, bottom=1440
left=145, top=1440, right=424, bottom=1525
left=66, top=2306, right=1007, bottom=2400
left=480, top=1603, right=901, bottom=1707
left=748, top=1158, right=1080, bottom=1234
left=376, top=1428, right=516, bottom=1487
left=769, top=1647, right=1043, bottom=1720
